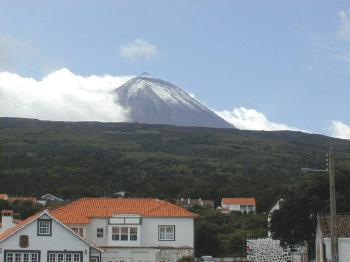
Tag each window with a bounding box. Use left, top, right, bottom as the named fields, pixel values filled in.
left=71, top=227, right=84, bottom=237
left=112, top=227, right=120, bottom=240
left=73, top=254, right=80, bottom=262
left=159, top=225, right=175, bottom=241
left=5, top=252, right=39, bottom=262
left=129, top=227, right=137, bottom=241
left=49, top=253, right=56, bottom=262
left=38, top=219, right=52, bottom=236
left=97, top=228, right=104, bottom=238
left=6, top=253, right=13, bottom=262
left=120, top=227, right=128, bottom=241
left=57, top=254, right=64, bottom=262
left=48, top=252, right=80, bottom=262
left=66, top=254, right=72, bottom=262
left=31, top=254, right=38, bottom=262
left=111, top=226, right=138, bottom=241
left=15, top=253, right=21, bottom=262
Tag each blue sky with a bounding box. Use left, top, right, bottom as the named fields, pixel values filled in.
left=0, top=0, right=350, bottom=138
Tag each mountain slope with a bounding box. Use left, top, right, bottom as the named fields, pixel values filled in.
left=1, top=117, right=350, bottom=211
left=114, top=73, right=233, bottom=128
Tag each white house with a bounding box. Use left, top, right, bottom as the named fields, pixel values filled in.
left=220, top=198, right=256, bottom=213
left=51, top=198, right=197, bottom=262
left=38, top=194, right=65, bottom=206
left=315, top=214, right=350, bottom=262
left=0, top=210, right=101, bottom=262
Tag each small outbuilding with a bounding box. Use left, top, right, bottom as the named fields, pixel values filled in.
left=315, top=214, right=350, bottom=262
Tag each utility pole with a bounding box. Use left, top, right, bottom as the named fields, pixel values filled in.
left=301, top=147, right=338, bottom=261
left=328, top=148, right=338, bottom=262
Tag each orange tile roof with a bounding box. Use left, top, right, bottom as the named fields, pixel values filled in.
left=222, top=198, right=256, bottom=205
left=0, top=194, right=8, bottom=200
left=51, top=198, right=197, bottom=224
left=319, top=214, right=350, bottom=238
left=1, top=210, right=14, bottom=214
left=8, top=197, right=37, bottom=203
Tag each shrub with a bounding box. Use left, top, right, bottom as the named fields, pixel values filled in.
left=177, top=256, right=196, bottom=262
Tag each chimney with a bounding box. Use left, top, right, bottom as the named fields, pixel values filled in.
left=1, top=210, right=15, bottom=233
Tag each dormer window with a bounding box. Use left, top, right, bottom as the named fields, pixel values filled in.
left=37, top=219, right=52, bottom=236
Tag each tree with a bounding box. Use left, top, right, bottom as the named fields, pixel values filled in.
left=12, top=200, right=42, bottom=219
left=0, top=199, right=11, bottom=211
left=270, top=175, right=329, bottom=257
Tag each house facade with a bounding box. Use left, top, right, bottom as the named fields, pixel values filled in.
left=315, top=214, right=350, bottom=262
left=0, top=210, right=101, bottom=262
left=220, top=198, right=256, bottom=213
left=51, top=198, right=197, bottom=262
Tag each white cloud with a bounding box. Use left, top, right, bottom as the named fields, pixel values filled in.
left=119, top=38, right=159, bottom=59
left=0, top=68, right=133, bottom=122
left=216, top=107, right=302, bottom=131
left=328, top=120, right=350, bottom=139
left=337, top=9, right=350, bottom=41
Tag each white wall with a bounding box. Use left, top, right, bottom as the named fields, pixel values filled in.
left=79, top=217, right=194, bottom=249
left=323, top=238, right=350, bottom=262
left=0, top=214, right=91, bottom=262
left=102, top=248, right=157, bottom=262
left=222, top=203, right=240, bottom=211
left=140, top=217, right=194, bottom=248
left=86, top=218, right=108, bottom=247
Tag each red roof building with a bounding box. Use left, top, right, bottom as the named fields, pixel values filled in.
left=221, top=197, right=256, bottom=213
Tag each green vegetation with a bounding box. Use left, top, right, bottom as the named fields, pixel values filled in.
left=0, top=117, right=350, bottom=258
left=0, top=199, right=41, bottom=219
left=270, top=166, right=350, bottom=257
left=1, top=117, right=349, bottom=211
left=192, top=206, right=267, bottom=257
left=177, top=256, right=196, bottom=262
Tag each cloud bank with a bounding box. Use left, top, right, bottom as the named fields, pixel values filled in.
left=328, top=120, right=350, bottom=140
left=119, top=38, right=159, bottom=59
left=1, top=69, right=348, bottom=141
left=0, top=69, right=133, bottom=122
left=216, top=107, right=302, bottom=131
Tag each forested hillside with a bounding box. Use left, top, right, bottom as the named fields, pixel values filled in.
left=1, top=117, right=350, bottom=211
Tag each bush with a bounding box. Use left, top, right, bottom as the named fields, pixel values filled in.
left=177, top=256, right=196, bottom=262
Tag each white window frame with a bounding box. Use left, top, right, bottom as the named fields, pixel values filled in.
left=48, top=252, right=81, bottom=262
left=5, top=252, right=40, bottom=262
left=158, top=225, right=175, bottom=241
left=71, top=227, right=84, bottom=237
left=111, top=226, right=138, bottom=242
left=37, top=219, right=52, bottom=236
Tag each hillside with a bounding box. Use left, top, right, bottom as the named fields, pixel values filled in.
left=0, top=117, right=349, bottom=211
